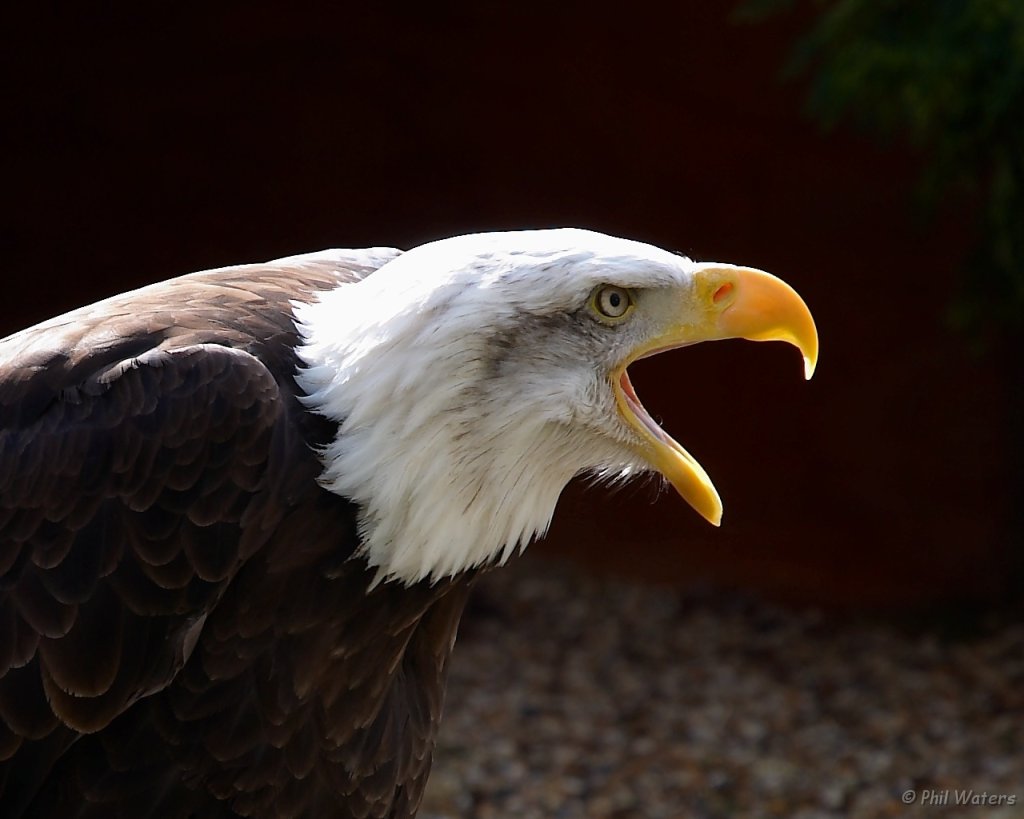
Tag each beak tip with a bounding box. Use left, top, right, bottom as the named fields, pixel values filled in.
left=803, top=355, right=817, bottom=380
left=703, top=502, right=723, bottom=527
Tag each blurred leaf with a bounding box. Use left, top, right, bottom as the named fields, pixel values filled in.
left=739, top=0, right=1024, bottom=339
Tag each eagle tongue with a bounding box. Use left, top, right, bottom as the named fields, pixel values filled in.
left=619, top=367, right=723, bottom=525
left=620, top=369, right=673, bottom=446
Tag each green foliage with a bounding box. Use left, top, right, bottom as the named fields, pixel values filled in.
left=738, top=0, right=1024, bottom=337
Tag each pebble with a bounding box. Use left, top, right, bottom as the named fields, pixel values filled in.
left=420, top=557, right=1024, bottom=818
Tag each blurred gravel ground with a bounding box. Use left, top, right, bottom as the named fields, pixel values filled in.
left=421, top=556, right=1023, bottom=819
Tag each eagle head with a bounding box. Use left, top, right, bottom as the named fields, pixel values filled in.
left=294, top=229, right=817, bottom=584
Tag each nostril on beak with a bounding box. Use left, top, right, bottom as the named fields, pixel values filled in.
left=712, top=282, right=734, bottom=304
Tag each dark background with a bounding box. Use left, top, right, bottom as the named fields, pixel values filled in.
left=4, top=4, right=1016, bottom=610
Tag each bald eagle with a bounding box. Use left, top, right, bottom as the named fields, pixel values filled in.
left=0, top=229, right=816, bottom=818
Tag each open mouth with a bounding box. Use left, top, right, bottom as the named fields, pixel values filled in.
left=618, top=369, right=675, bottom=449
left=613, top=356, right=723, bottom=526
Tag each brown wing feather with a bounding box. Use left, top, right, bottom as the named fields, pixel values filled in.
left=1, top=249, right=479, bottom=818
left=0, top=341, right=287, bottom=814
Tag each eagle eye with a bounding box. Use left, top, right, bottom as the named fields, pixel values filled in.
left=591, top=285, right=634, bottom=322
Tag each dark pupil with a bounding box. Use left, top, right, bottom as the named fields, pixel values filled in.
left=607, top=291, right=621, bottom=309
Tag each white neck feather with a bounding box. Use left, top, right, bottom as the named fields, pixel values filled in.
left=292, top=250, right=631, bottom=584
left=292, top=231, right=668, bottom=584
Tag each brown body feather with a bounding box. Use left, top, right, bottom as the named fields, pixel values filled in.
left=0, top=254, right=476, bottom=818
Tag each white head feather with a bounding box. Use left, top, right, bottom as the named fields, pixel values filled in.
left=294, top=228, right=696, bottom=585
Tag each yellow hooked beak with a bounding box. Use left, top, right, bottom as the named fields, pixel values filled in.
left=613, top=264, right=818, bottom=526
